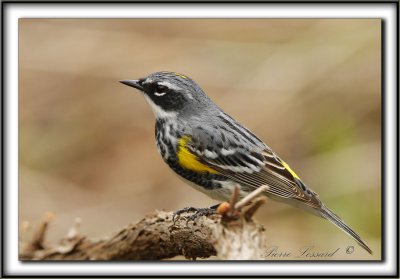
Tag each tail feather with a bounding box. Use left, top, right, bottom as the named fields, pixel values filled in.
left=320, top=205, right=373, bottom=255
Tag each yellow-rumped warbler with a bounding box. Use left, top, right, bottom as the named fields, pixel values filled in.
left=120, top=71, right=372, bottom=254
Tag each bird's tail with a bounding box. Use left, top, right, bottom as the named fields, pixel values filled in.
left=320, top=205, right=373, bottom=255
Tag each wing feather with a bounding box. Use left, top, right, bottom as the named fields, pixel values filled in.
left=185, top=131, right=321, bottom=208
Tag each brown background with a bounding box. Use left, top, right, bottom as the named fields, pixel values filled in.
left=19, top=19, right=381, bottom=260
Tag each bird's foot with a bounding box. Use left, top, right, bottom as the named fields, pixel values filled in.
left=173, top=204, right=219, bottom=225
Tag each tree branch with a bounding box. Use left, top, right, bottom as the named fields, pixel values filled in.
left=20, top=186, right=268, bottom=260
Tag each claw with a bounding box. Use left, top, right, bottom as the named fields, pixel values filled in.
left=173, top=207, right=197, bottom=224
left=172, top=206, right=218, bottom=226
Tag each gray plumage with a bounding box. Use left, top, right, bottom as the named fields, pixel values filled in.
left=120, top=71, right=372, bottom=255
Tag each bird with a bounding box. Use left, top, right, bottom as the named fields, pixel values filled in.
left=120, top=71, right=372, bottom=254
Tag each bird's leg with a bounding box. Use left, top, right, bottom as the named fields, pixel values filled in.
left=173, top=204, right=220, bottom=225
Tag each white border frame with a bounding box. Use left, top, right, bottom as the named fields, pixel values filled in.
left=3, top=3, right=398, bottom=277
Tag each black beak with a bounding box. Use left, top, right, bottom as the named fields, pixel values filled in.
left=119, top=79, right=144, bottom=91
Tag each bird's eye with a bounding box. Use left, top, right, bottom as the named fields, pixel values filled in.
left=154, top=85, right=168, bottom=97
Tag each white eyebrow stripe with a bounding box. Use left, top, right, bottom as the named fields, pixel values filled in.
left=158, top=81, right=181, bottom=91
left=155, top=92, right=166, bottom=96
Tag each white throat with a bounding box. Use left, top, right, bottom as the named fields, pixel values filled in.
left=143, top=95, right=178, bottom=119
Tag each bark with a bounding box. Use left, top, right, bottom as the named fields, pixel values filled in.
left=20, top=186, right=268, bottom=260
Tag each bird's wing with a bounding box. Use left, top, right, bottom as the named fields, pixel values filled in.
left=185, top=127, right=322, bottom=208
left=184, top=123, right=372, bottom=254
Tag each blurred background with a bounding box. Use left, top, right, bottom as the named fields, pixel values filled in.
left=19, top=19, right=381, bottom=260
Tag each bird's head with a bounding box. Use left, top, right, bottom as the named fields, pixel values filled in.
left=120, top=71, right=211, bottom=119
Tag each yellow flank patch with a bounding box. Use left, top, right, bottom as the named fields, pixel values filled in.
left=174, top=72, right=188, bottom=79
left=281, top=160, right=300, bottom=180
left=177, top=136, right=219, bottom=174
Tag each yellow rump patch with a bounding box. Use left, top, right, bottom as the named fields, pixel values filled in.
left=174, top=72, right=188, bottom=79
left=177, top=136, right=219, bottom=174
left=281, top=160, right=300, bottom=180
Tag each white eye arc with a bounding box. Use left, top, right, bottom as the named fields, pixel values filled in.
left=155, top=92, right=166, bottom=97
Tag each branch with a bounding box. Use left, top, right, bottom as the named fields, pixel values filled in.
left=20, top=186, right=269, bottom=260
